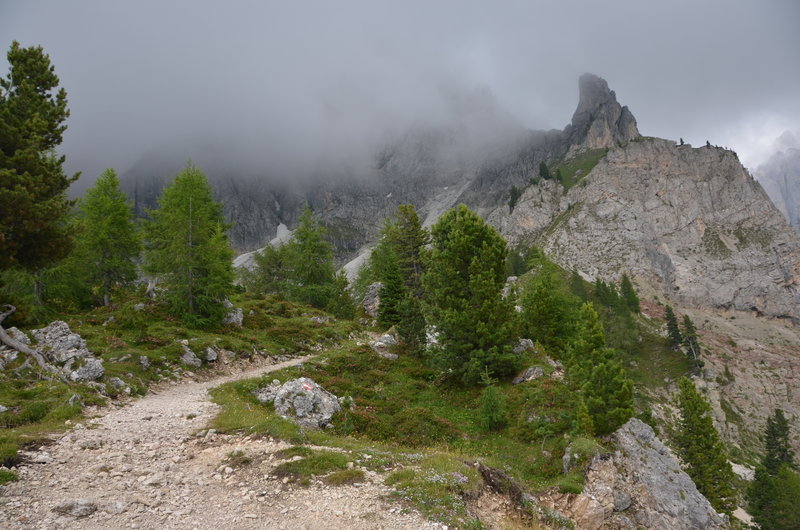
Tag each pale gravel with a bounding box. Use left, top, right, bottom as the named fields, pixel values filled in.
left=0, top=357, right=441, bottom=529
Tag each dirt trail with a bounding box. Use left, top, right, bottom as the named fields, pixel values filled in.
left=0, top=357, right=439, bottom=529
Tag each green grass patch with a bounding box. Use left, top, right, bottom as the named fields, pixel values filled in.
left=0, top=468, right=18, bottom=483
left=554, top=148, right=608, bottom=190
left=385, top=454, right=482, bottom=527
left=272, top=449, right=350, bottom=480
left=324, top=468, right=364, bottom=485
left=274, top=446, right=315, bottom=459
left=224, top=449, right=252, bottom=468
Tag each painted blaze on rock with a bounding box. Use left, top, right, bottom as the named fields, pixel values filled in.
left=273, top=377, right=340, bottom=429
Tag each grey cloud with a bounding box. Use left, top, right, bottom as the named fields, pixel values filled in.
left=1, top=0, right=798, bottom=184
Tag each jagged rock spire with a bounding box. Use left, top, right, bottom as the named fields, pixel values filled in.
left=565, top=73, right=639, bottom=152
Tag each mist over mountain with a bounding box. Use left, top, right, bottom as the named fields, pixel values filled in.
left=755, top=131, right=800, bottom=230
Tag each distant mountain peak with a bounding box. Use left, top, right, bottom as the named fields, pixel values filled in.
left=565, top=73, right=639, bottom=153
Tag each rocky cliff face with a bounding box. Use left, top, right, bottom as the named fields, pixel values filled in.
left=501, top=138, right=800, bottom=323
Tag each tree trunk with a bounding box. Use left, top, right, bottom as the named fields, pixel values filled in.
left=103, top=275, right=111, bottom=306
left=0, top=304, right=58, bottom=374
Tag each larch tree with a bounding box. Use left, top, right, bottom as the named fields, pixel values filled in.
left=423, top=205, right=520, bottom=384
left=664, top=305, right=682, bottom=348
left=0, top=41, right=76, bottom=370
left=144, top=164, right=234, bottom=326
left=619, top=273, right=640, bottom=313
left=675, top=377, right=736, bottom=514
left=74, top=169, right=140, bottom=306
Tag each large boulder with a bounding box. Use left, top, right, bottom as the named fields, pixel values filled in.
left=179, top=342, right=202, bottom=368
left=361, top=282, right=382, bottom=318
left=254, top=379, right=282, bottom=404
left=538, top=418, right=727, bottom=529
left=222, top=299, right=243, bottom=327
left=69, top=358, right=105, bottom=382
left=273, top=377, right=340, bottom=429
left=31, top=321, right=91, bottom=363
left=7, top=327, right=30, bottom=345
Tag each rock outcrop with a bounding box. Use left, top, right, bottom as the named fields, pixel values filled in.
left=273, top=377, right=341, bottom=429
left=564, top=73, right=639, bottom=154
left=539, top=419, right=727, bottom=530
left=14, top=322, right=106, bottom=381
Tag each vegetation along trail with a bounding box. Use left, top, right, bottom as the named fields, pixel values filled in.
left=0, top=356, right=436, bottom=529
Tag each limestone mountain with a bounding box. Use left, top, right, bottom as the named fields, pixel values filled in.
left=120, top=74, right=800, bottom=326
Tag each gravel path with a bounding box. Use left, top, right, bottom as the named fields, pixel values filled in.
left=0, top=357, right=439, bottom=529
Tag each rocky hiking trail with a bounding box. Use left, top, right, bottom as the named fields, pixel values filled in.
left=0, top=356, right=439, bottom=529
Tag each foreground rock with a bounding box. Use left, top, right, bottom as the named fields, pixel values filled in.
left=31, top=321, right=92, bottom=364
left=273, top=377, right=341, bottom=429
left=361, top=282, right=382, bottom=318
left=538, top=419, right=727, bottom=529
left=5, top=321, right=105, bottom=381
left=369, top=332, right=398, bottom=360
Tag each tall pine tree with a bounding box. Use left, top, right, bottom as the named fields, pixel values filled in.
left=520, top=271, right=575, bottom=355
left=675, top=377, right=736, bottom=514
left=423, top=205, right=519, bottom=384
left=0, top=41, right=76, bottom=271
left=681, top=314, right=703, bottom=372
left=74, top=169, right=140, bottom=306
left=664, top=305, right=682, bottom=348
left=144, top=164, right=234, bottom=326
left=0, top=42, right=76, bottom=370
left=619, top=273, right=640, bottom=313
left=567, top=303, right=633, bottom=434
left=748, top=409, right=800, bottom=530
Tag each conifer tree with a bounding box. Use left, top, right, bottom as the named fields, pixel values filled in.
left=664, top=305, right=682, bottom=347
left=539, top=161, right=551, bottom=180
left=567, top=303, right=633, bottom=434
left=580, top=347, right=634, bottom=435
left=396, top=293, right=426, bottom=355
left=423, top=205, right=520, bottom=384
left=74, top=169, right=141, bottom=306
left=748, top=409, right=800, bottom=530
left=246, top=243, right=289, bottom=294
left=567, top=302, right=606, bottom=367
left=763, top=409, right=794, bottom=473
left=144, top=164, right=234, bottom=326
left=391, top=204, right=428, bottom=295
left=681, top=315, right=703, bottom=372
left=675, top=377, right=736, bottom=514
left=377, top=249, right=404, bottom=328
left=0, top=42, right=78, bottom=369
left=520, top=271, right=574, bottom=355
left=282, top=205, right=336, bottom=308
left=619, top=273, right=640, bottom=313
left=0, top=41, right=76, bottom=271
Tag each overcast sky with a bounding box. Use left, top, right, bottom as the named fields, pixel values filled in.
left=2, top=0, right=799, bottom=186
